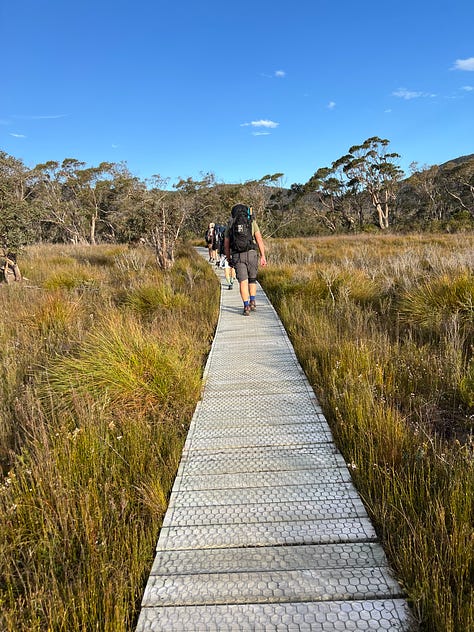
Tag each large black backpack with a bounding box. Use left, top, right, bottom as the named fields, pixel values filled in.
left=229, top=204, right=254, bottom=253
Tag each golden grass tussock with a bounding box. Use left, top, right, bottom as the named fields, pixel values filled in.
left=398, top=273, right=474, bottom=334
left=259, top=232, right=474, bottom=632
left=43, top=311, right=202, bottom=419
left=123, top=280, right=191, bottom=315
left=0, top=243, right=219, bottom=631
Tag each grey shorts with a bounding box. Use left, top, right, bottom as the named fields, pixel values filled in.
left=232, top=249, right=258, bottom=282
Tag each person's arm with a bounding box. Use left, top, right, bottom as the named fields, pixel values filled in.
left=254, top=231, right=267, bottom=267
left=224, top=236, right=231, bottom=262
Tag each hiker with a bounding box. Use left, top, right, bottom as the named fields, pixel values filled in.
left=205, top=222, right=218, bottom=262
left=224, top=204, right=267, bottom=316
left=214, top=224, right=226, bottom=267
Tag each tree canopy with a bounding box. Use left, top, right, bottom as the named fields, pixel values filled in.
left=1, top=140, right=474, bottom=267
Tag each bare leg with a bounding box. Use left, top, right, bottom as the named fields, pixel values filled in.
left=239, top=279, right=250, bottom=303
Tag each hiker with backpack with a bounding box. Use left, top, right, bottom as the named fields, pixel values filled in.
left=205, top=222, right=218, bottom=262
left=214, top=224, right=226, bottom=261
left=224, top=204, right=267, bottom=316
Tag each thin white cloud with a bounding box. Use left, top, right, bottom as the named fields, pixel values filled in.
left=327, top=101, right=336, bottom=109
left=13, top=113, right=68, bottom=120
left=252, top=131, right=271, bottom=136
left=452, top=57, right=474, bottom=71
left=261, top=70, right=286, bottom=79
left=241, top=119, right=279, bottom=128
left=392, top=87, right=436, bottom=99
left=385, top=109, right=392, bottom=113
left=393, top=88, right=423, bottom=99
left=111, top=144, right=119, bottom=148
left=32, top=114, right=67, bottom=119
left=10, top=133, right=26, bottom=138
left=462, top=85, right=474, bottom=91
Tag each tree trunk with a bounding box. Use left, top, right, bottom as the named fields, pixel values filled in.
left=90, top=212, right=97, bottom=245
left=372, top=192, right=390, bottom=229
left=151, top=226, right=174, bottom=269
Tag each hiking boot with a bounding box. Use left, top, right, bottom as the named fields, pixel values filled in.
left=249, top=300, right=256, bottom=311
left=242, top=305, right=250, bottom=316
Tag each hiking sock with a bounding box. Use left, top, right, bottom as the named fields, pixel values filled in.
left=250, top=295, right=256, bottom=302
left=244, top=300, right=250, bottom=308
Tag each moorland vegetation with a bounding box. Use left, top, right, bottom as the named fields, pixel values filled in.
left=260, top=233, right=474, bottom=632
left=0, top=244, right=219, bottom=630
left=0, top=137, right=473, bottom=631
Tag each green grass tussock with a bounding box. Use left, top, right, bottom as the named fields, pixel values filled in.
left=44, top=312, right=201, bottom=418
left=398, top=273, right=474, bottom=337
left=123, top=281, right=191, bottom=315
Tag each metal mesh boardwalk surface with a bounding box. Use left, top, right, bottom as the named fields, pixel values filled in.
left=136, top=249, right=415, bottom=631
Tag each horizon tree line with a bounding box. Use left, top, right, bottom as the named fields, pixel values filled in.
left=1, top=137, right=473, bottom=268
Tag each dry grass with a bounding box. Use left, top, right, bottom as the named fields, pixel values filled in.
left=260, top=232, right=474, bottom=632
left=0, top=243, right=219, bottom=631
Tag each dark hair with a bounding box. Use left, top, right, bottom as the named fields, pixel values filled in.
left=231, top=204, right=250, bottom=218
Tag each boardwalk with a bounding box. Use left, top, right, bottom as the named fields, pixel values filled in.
left=136, top=249, right=415, bottom=631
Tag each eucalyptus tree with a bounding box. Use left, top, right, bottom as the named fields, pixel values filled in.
left=59, top=159, right=121, bottom=244
left=33, top=159, right=123, bottom=244
left=0, top=151, right=39, bottom=254
left=137, top=174, right=217, bottom=269
left=173, top=172, right=220, bottom=236
left=339, top=137, right=404, bottom=229
left=404, top=162, right=445, bottom=222
left=98, top=165, right=145, bottom=243
left=441, top=158, right=474, bottom=215
left=305, top=163, right=360, bottom=231
left=239, top=173, right=299, bottom=236
left=33, top=159, right=88, bottom=243
left=241, top=173, right=284, bottom=217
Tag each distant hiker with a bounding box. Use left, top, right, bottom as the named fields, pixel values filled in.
left=224, top=204, right=267, bottom=316
left=205, top=222, right=218, bottom=262
left=214, top=224, right=226, bottom=266
left=1, top=252, right=22, bottom=284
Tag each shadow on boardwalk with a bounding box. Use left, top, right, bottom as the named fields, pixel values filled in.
left=135, top=248, right=417, bottom=631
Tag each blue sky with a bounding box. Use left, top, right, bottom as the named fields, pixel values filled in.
left=2, top=0, right=473, bottom=188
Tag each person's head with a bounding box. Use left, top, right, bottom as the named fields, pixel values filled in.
left=209, top=222, right=215, bottom=228
left=231, top=204, right=252, bottom=219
